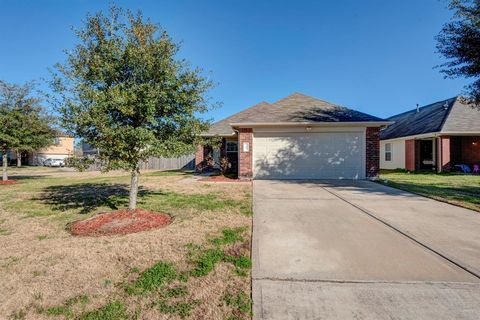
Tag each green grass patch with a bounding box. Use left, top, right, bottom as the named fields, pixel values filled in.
left=190, top=247, right=225, bottom=277
left=145, top=170, right=193, bottom=177
left=209, top=227, right=246, bottom=246
left=379, top=170, right=480, bottom=211
left=156, top=299, right=200, bottom=319
left=78, top=301, right=128, bottom=320
left=223, top=291, right=252, bottom=317
left=129, top=262, right=177, bottom=293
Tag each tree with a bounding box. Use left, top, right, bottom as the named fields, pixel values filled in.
left=436, top=0, right=480, bottom=104
left=0, top=81, right=55, bottom=180
left=50, top=6, right=215, bottom=210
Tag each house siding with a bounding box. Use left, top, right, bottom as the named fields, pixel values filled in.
left=380, top=139, right=406, bottom=170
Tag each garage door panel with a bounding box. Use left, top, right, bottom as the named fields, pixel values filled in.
left=253, top=132, right=364, bottom=179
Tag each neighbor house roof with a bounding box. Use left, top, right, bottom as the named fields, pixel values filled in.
left=205, top=93, right=389, bottom=136
left=380, top=97, right=480, bottom=140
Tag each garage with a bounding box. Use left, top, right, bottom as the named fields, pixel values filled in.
left=253, top=130, right=365, bottom=179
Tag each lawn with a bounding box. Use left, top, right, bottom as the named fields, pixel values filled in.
left=0, top=167, right=252, bottom=320
left=379, top=170, right=480, bottom=212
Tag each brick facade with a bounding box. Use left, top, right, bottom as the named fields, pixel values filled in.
left=365, top=127, right=380, bottom=178
left=405, top=139, right=415, bottom=171
left=459, top=136, right=480, bottom=167
left=238, top=128, right=253, bottom=179
left=195, top=144, right=215, bottom=173
left=195, top=144, right=204, bottom=173
left=439, top=135, right=451, bottom=172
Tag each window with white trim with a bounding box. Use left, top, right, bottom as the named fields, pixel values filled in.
left=385, top=143, right=392, bottom=161
left=226, top=141, right=238, bottom=153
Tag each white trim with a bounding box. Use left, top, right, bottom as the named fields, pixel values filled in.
left=381, top=132, right=440, bottom=142
left=381, top=131, right=480, bottom=142
left=439, top=131, right=480, bottom=136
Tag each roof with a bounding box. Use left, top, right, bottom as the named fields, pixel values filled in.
left=205, top=93, right=388, bottom=136
left=380, top=97, right=480, bottom=140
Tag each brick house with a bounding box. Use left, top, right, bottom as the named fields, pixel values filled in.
left=196, top=93, right=391, bottom=180
left=380, top=97, right=480, bottom=172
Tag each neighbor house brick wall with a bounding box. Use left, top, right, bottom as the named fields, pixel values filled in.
left=238, top=128, right=253, bottom=179
left=405, top=139, right=415, bottom=171
left=460, top=136, right=480, bottom=166
left=439, top=135, right=451, bottom=172
left=365, top=127, right=380, bottom=178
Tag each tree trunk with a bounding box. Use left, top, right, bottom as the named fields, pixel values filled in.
left=2, top=152, right=8, bottom=181
left=16, top=151, right=22, bottom=167
left=128, top=165, right=140, bottom=210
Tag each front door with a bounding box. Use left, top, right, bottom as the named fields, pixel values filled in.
left=419, top=140, right=434, bottom=170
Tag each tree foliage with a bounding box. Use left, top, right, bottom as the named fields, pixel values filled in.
left=0, top=80, right=55, bottom=179
left=50, top=6, right=216, bottom=209
left=436, top=0, right=480, bottom=104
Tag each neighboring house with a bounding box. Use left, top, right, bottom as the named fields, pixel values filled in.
left=196, top=93, right=391, bottom=179
left=9, top=134, right=75, bottom=165
left=380, top=97, right=480, bottom=172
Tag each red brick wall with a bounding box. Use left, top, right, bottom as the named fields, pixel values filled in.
left=365, top=127, right=380, bottom=178
left=460, top=136, right=480, bottom=166
left=195, top=144, right=204, bottom=173
left=405, top=139, right=415, bottom=171
left=440, top=136, right=451, bottom=172
left=238, top=128, right=253, bottom=179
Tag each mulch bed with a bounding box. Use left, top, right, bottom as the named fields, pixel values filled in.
left=199, top=175, right=250, bottom=183
left=69, top=209, right=171, bottom=237
left=0, top=180, right=19, bottom=185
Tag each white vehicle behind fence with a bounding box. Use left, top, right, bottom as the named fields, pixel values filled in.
left=43, top=158, right=65, bottom=167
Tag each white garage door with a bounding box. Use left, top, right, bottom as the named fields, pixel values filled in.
left=253, top=131, right=365, bottom=179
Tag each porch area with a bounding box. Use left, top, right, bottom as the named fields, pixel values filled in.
left=406, top=135, right=480, bottom=173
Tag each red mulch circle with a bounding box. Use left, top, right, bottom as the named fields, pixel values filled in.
left=69, top=209, right=171, bottom=237
left=199, top=175, right=249, bottom=183
left=0, top=180, right=19, bottom=185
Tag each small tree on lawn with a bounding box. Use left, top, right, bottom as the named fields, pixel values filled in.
left=50, top=6, right=215, bottom=210
left=0, top=81, right=55, bottom=180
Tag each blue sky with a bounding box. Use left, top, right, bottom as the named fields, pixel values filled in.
left=0, top=0, right=468, bottom=121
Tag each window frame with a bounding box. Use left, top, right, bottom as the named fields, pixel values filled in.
left=226, top=141, right=238, bottom=153
left=385, top=143, right=392, bottom=161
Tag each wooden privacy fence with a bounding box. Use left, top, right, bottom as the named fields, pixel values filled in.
left=87, top=154, right=195, bottom=171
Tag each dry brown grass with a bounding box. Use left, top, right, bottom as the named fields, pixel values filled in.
left=0, top=167, right=252, bottom=319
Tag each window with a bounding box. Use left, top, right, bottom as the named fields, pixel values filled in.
left=226, top=141, right=238, bottom=153
left=385, top=143, right=392, bottom=161
left=53, top=137, right=60, bottom=145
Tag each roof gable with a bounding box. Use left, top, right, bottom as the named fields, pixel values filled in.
left=206, top=93, right=386, bottom=136
left=441, top=98, right=480, bottom=133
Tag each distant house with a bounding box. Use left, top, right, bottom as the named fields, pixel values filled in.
left=9, top=134, right=75, bottom=165
left=380, top=97, right=480, bottom=172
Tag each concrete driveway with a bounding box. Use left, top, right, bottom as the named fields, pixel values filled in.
left=252, top=180, right=480, bottom=320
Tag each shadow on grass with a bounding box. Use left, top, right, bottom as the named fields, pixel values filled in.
left=40, top=183, right=160, bottom=214
left=7, top=175, right=45, bottom=181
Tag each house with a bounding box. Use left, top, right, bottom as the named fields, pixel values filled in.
left=8, top=134, right=75, bottom=165
left=196, top=93, right=392, bottom=179
left=380, top=97, right=480, bottom=172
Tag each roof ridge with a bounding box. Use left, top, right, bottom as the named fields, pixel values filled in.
left=272, top=92, right=347, bottom=109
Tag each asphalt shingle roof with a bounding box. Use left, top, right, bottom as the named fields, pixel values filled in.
left=380, top=97, right=480, bottom=140
left=205, top=93, right=387, bottom=136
